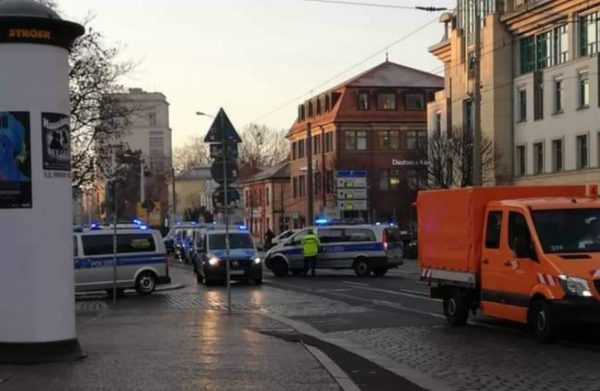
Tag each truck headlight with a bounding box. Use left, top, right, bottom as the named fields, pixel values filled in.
left=253, top=257, right=261, bottom=265
left=208, top=257, right=220, bottom=266
left=558, top=275, right=593, bottom=297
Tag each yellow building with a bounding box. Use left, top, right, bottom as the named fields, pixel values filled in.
left=168, top=165, right=216, bottom=220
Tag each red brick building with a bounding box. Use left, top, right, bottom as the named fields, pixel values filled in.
left=287, top=61, right=443, bottom=230
left=242, top=162, right=290, bottom=242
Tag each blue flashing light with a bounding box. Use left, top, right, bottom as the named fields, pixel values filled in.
left=191, top=222, right=197, bottom=225
left=376, top=222, right=382, bottom=226
left=140, top=225, right=149, bottom=230
left=315, top=218, right=329, bottom=225
left=133, top=219, right=142, bottom=225
left=176, top=222, right=182, bottom=225
left=239, top=225, right=248, bottom=231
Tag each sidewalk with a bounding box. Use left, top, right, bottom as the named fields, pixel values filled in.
left=0, top=308, right=340, bottom=390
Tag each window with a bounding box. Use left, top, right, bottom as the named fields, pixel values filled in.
left=554, top=78, right=564, bottom=113
left=406, top=93, right=425, bottom=111
left=324, top=132, right=334, bottom=152
left=516, top=145, right=526, bottom=176
left=149, top=131, right=164, bottom=149
left=535, top=31, right=552, bottom=70
left=299, top=175, right=306, bottom=197
left=148, top=112, right=157, bottom=126
left=406, top=130, right=426, bottom=150
left=316, top=99, right=322, bottom=115
left=314, top=172, right=322, bottom=195
left=73, top=236, right=78, bottom=257
left=326, top=170, right=334, bottom=194
left=407, top=168, right=425, bottom=191
left=345, top=228, right=376, bottom=242
left=552, top=139, right=563, bottom=172
left=325, top=95, right=331, bottom=111
left=357, top=91, right=370, bottom=110
left=298, top=105, right=305, bottom=121
left=379, top=169, right=401, bottom=191
left=266, top=188, right=270, bottom=206
left=508, top=212, right=532, bottom=251
left=345, top=130, right=367, bottom=150
left=577, top=135, right=589, bottom=169
left=377, top=92, right=397, bottom=110
left=292, top=142, right=297, bottom=160
left=580, top=12, right=599, bottom=56
left=517, top=88, right=527, bottom=122
left=293, top=177, right=298, bottom=198
left=534, top=72, right=543, bottom=121
left=485, top=212, right=502, bottom=249
left=318, top=228, right=345, bottom=244
left=298, top=139, right=305, bottom=158
left=533, top=142, right=544, bottom=175
left=82, top=234, right=156, bottom=256
left=378, top=130, right=400, bottom=150
left=464, top=100, right=473, bottom=131
left=578, top=71, right=590, bottom=109
left=520, top=36, right=535, bottom=74
left=313, top=134, right=321, bottom=155
left=308, top=102, right=313, bottom=117
left=554, top=24, right=569, bottom=64
left=434, top=112, right=442, bottom=136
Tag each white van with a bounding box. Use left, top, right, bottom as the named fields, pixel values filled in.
left=74, top=229, right=170, bottom=295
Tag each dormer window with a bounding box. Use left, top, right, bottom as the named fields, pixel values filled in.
left=357, top=91, right=370, bottom=110
left=298, top=105, right=306, bottom=121
left=377, top=91, right=396, bottom=110
left=308, top=102, right=313, bottom=117
left=317, top=99, right=322, bottom=115
left=325, top=95, right=331, bottom=111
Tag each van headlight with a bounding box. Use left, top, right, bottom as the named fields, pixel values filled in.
left=558, top=275, right=593, bottom=297
left=208, top=257, right=220, bottom=266
left=253, top=257, right=261, bottom=265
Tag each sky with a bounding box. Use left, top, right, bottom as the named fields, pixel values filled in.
left=56, top=0, right=455, bottom=148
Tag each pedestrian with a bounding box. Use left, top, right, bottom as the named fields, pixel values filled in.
left=264, top=229, right=274, bottom=250
left=301, top=229, right=320, bottom=277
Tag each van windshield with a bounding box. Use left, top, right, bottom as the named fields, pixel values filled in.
left=532, top=209, right=600, bottom=254
left=209, top=234, right=254, bottom=250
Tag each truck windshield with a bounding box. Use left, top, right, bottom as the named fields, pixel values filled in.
left=209, top=234, right=254, bottom=250
left=532, top=209, right=600, bottom=254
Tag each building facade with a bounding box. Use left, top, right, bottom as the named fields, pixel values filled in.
left=428, top=0, right=600, bottom=186
left=288, top=61, right=443, bottom=229
left=242, top=162, right=290, bottom=242
left=168, top=165, right=216, bottom=220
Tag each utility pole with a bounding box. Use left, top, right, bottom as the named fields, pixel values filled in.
left=472, top=0, right=483, bottom=186
left=171, top=167, right=177, bottom=223
left=306, top=122, right=314, bottom=225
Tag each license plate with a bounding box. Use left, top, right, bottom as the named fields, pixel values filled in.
left=230, top=270, right=245, bottom=276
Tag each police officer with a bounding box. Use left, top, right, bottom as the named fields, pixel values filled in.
left=301, top=229, right=320, bottom=277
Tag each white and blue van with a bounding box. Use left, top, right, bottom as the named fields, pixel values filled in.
left=265, top=224, right=403, bottom=277
left=74, top=228, right=170, bottom=295
left=192, top=229, right=262, bottom=285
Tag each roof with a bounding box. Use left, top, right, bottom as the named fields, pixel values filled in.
left=494, top=197, right=600, bottom=210
left=329, top=61, right=443, bottom=91
left=244, top=162, right=290, bottom=183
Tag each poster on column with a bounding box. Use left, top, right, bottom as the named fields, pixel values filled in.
left=0, top=112, right=32, bottom=209
left=42, top=113, right=71, bottom=171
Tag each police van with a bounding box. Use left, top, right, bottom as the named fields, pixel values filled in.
left=265, top=224, right=403, bottom=277
left=74, top=228, right=171, bottom=295
left=192, top=229, right=262, bottom=286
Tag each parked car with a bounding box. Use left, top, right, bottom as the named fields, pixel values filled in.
left=73, top=228, right=171, bottom=296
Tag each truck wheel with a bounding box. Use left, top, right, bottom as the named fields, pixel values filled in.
left=373, top=267, right=388, bottom=277
left=353, top=258, right=372, bottom=277
left=530, top=298, right=556, bottom=342
left=444, top=289, right=469, bottom=326
left=135, top=271, right=157, bottom=295
left=272, top=258, right=289, bottom=277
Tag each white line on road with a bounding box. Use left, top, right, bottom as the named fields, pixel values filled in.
left=341, top=281, right=368, bottom=287
left=340, top=282, right=440, bottom=303
left=303, top=344, right=361, bottom=391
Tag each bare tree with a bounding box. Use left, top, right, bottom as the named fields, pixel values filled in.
left=418, top=127, right=501, bottom=189
left=239, top=124, right=289, bottom=169
left=172, top=137, right=210, bottom=174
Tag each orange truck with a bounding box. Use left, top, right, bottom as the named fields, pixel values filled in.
left=417, top=185, right=600, bottom=341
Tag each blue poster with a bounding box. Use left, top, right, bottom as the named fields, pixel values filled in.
left=0, top=112, right=32, bottom=209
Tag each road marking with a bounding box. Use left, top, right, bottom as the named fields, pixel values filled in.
left=341, top=280, right=368, bottom=287
left=341, top=282, right=440, bottom=302
left=303, top=344, right=361, bottom=391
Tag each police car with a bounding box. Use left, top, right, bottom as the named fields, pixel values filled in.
left=265, top=223, right=403, bottom=277
left=73, top=226, right=170, bottom=296
left=193, top=228, right=262, bottom=286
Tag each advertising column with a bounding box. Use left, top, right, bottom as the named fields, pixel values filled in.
left=0, top=1, right=84, bottom=363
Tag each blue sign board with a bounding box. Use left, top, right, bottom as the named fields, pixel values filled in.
left=335, top=170, right=367, bottom=178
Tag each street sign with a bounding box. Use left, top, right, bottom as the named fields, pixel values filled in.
left=204, top=108, right=242, bottom=143
left=210, top=159, right=238, bottom=185
left=337, top=188, right=367, bottom=200
left=212, top=186, right=241, bottom=208
left=337, top=200, right=368, bottom=211
left=210, top=143, right=239, bottom=160
left=337, top=177, right=367, bottom=188
left=336, top=170, right=368, bottom=178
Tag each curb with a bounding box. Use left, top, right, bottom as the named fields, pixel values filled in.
left=75, top=284, right=186, bottom=299
left=261, top=312, right=455, bottom=391
left=303, top=343, right=361, bottom=391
